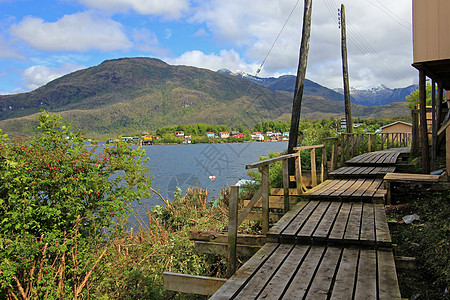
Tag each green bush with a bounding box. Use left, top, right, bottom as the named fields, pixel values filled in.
left=0, top=112, right=151, bottom=298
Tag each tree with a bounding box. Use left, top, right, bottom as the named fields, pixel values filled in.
left=0, top=112, right=151, bottom=298
left=406, top=83, right=432, bottom=109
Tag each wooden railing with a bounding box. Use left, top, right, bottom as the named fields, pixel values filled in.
left=340, top=132, right=411, bottom=163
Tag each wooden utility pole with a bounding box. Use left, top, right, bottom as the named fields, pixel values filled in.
left=288, top=0, right=313, bottom=160
left=340, top=4, right=352, bottom=133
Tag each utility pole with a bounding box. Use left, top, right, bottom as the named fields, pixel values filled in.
left=340, top=4, right=352, bottom=133
left=288, top=0, right=313, bottom=158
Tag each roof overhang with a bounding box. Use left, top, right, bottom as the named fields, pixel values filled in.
left=412, top=58, right=450, bottom=90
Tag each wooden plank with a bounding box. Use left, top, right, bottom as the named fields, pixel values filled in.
left=312, top=202, right=342, bottom=241
left=280, top=201, right=320, bottom=238
left=209, top=243, right=278, bottom=300
left=282, top=246, right=326, bottom=299
left=374, top=204, right=392, bottom=247
left=267, top=201, right=310, bottom=238
left=329, top=179, right=357, bottom=197
left=329, top=202, right=352, bottom=241
left=330, top=248, right=359, bottom=300
left=343, top=202, right=362, bottom=243
left=351, top=179, right=375, bottom=197
left=340, top=178, right=365, bottom=197
left=383, top=173, right=441, bottom=182
left=245, top=153, right=298, bottom=169
left=270, top=188, right=299, bottom=196
left=163, top=272, right=227, bottom=296
left=262, top=165, right=269, bottom=234
left=237, top=244, right=293, bottom=299
left=243, top=198, right=297, bottom=209
left=195, top=241, right=261, bottom=257
left=257, top=245, right=310, bottom=299
left=305, top=246, right=342, bottom=300
left=378, top=250, right=402, bottom=299
left=354, top=249, right=377, bottom=300
left=362, top=179, right=383, bottom=198
left=317, top=179, right=349, bottom=196
left=360, top=204, right=376, bottom=245
left=189, top=231, right=266, bottom=246
left=227, top=185, right=239, bottom=277
left=296, top=201, right=331, bottom=241
left=302, top=179, right=336, bottom=195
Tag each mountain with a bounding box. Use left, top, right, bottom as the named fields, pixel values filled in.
left=334, top=84, right=418, bottom=106
left=219, top=69, right=416, bottom=106
left=0, top=58, right=410, bottom=138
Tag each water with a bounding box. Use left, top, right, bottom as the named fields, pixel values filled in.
left=138, top=141, right=287, bottom=210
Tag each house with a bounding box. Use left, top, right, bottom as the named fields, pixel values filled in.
left=219, top=132, right=230, bottom=139
left=251, top=132, right=264, bottom=141
left=175, top=131, right=185, bottom=137
left=122, top=137, right=133, bottom=143
left=231, top=131, right=243, bottom=138
left=206, top=132, right=215, bottom=138
left=412, top=0, right=450, bottom=174
left=379, top=121, right=412, bottom=134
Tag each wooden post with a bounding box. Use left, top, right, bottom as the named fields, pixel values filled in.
left=419, top=70, right=430, bottom=174
left=287, top=0, right=313, bottom=177
left=321, top=145, right=327, bottom=183
left=411, top=108, right=419, bottom=154
left=261, top=165, right=270, bottom=234
left=431, top=80, right=436, bottom=171
left=341, top=134, right=345, bottom=164
left=340, top=4, right=352, bottom=133
left=295, top=152, right=303, bottom=195
left=282, top=159, right=290, bottom=212
left=332, top=138, right=338, bottom=171
left=310, top=148, right=317, bottom=187
left=227, top=185, right=239, bottom=278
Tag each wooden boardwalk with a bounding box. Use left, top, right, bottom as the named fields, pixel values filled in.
left=210, top=148, right=407, bottom=299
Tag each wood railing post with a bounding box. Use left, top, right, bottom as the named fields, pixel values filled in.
left=368, top=133, right=372, bottom=152
left=310, top=148, right=317, bottom=187
left=261, top=165, right=270, bottom=234
left=295, top=152, right=303, bottom=195
left=227, top=185, right=239, bottom=278
left=321, top=145, right=327, bottom=183
left=341, top=134, right=345, bottom=164
left=282, top=159, right=290, bottom=212
left=332, top=138, right=338, bottom=171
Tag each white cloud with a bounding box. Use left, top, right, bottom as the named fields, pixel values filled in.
left=132, top=28, right=169, bottom=56
left=22, top=63, right=84, bottom=91
left=10, top=12, right=132, bottom=52
left=190, top=0, right=415, bottom=88
left=166, top=49, right=261, bottom=75
left=77, top=0, right=189, bottom=18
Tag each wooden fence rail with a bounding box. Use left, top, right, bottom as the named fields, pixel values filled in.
left=340, top=132, right=411, bottom=163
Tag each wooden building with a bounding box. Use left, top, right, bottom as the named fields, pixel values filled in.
left=380, top=121, right=412, bottom=134
left=412, top=0, right=450, bottom=175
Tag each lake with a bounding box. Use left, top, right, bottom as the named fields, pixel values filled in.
left=134, top=141, right=287, bottom=212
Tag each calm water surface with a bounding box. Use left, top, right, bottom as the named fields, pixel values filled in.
left=133, top=142, right=287, bottom=212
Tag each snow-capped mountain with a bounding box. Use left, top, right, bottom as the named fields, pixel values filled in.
left=218, top=69, right=417, bottom=107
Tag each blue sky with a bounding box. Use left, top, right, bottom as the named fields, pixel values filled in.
left=0, top=0, right=416, bottom=95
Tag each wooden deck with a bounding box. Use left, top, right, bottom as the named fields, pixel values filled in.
left=210, top=243, right=401, bottom=300
left=267, top=201, right=391, bottom=247
left=209, top=148, right=408, bottom=299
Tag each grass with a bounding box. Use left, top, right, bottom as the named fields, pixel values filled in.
left=386, top=187, right=450, bottom=299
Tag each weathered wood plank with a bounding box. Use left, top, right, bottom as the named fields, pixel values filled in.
left=257, top=245, right=309, bottom=299
left=354, top=249, right=377, bottom=300
left=360, top=204, right=376, bottom=245
left=374, top=204, right=392, bottom=247
left=163, top=272, right=227, bottom=296
left=296, top=201, right=331, bottom=241
left=267, top=201, right=310, bottom=239
left=282, top=246, right=326, bottom=299
left=343, top=202, right=362, bottom=243
left=189, top=231, right=266, bottom=246
left=340, top=178, right=365, bottom=197
left=378, top=250, right=402, bottom=299
left=237, top=244, right=293, bottom=298
left=305, top=246, right=342, bottom=300
left=195, top=241, right=261, bottom=257
left=329, top=179, right=356, bottom=197
left=361, top=179, right=383, bottom=198
left=209, top=243, right=278, bottom=300
left=313, top=202, right=342, bottom=241
left=350, top=179, right=375, bottom=197
left=330, top=248, right=359, bottom=300
left=281, top=201, right=320, bottom=238
left=328, top=202, right=352, bottom=242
